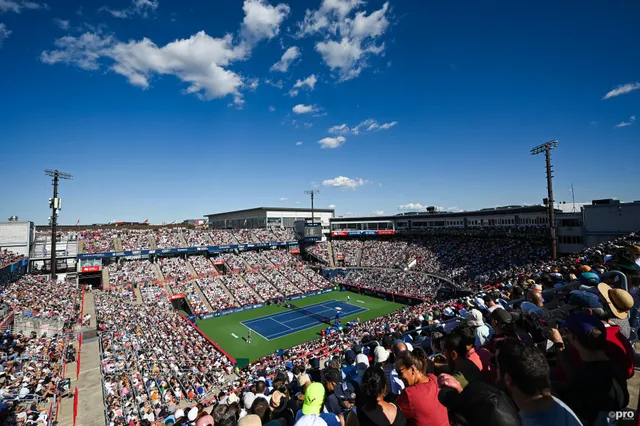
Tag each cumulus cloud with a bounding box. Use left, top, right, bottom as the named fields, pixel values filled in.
left=372, top=210, right=384, bottom=215
left=53, top=18, right=70, bottom=30
left=328, top=118, right=397, bottom=135
left=41, top=1, right=289, bottom=105
left=270, top=46, right=300, bottom=72
left=0, top=23, right=11, bottom=46
left=318, top=135, right=346, bottom=148
left=615, top=115, right=636, bottom=128
left=328, top=204, right=336, bottom=209
left=241, top=0, right=290, bottom=44
left=100, top=0, right=159, bottom=19
left=398, top=203, right=424, bottom=210
left=602, top=82, right=640, bottom=100
left=0, top=0, right=44, bottom=13
left=292, top=104, right=318, bottom=114
left=322, top=176, right=368, bottom=190
left=296, top=141, right=303, bottom=145
left=297, top=1, right=390, bottom=81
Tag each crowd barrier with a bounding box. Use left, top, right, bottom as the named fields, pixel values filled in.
left=177, top=312, right=237, bottom=364
left=77, top=241, right=299, bottom=260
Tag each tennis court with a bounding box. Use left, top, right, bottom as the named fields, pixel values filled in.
left=241, top=299, right=367, bottom=340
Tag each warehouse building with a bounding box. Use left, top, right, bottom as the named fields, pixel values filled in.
left=205, top=207, right=335, bottom=235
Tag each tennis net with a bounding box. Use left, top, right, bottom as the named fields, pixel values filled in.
left=289, top=304, right=332, bottom=325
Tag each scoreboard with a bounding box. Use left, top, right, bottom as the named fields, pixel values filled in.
left=295, top=220, right=322, bottom=242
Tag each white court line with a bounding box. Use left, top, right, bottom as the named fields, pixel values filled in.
left=242, top=299, right=368, bottom=340
left=357, top=300, right=365, bottom=304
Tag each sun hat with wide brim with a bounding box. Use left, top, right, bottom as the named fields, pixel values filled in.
left=597, top=283, right=634, bottom=319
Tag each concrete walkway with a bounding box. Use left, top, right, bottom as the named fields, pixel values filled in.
left=58, top=291, right=105, bottom=426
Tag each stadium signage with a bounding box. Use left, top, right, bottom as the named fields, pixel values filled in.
left=76, top=241, right=299, bottom=260
left=169, top=293, right=185, bottom=300
left=0, top=258, right=28, bottom=286
left=330, top=230, right=395, bottom=236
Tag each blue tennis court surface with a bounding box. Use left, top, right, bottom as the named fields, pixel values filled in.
left=241, top=299, right=367, bottom=340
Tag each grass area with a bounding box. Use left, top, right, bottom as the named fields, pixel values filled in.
left=197, top=291, right=404, bottom=363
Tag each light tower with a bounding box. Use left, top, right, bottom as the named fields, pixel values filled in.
left=530, top=140, right=558, bottom=260
left=304, top=190, right=320, bottom=224
left=45, top=169, right=73, bottom=278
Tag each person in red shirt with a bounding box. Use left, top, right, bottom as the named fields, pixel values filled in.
left=394, top=348, right=449, bottom=426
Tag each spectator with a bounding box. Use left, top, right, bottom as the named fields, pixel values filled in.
left=463, top=309, right=494, bottom=348
left=346, top=366, right=405, bottom=426
left=495, top=339, right=581, bottom=426
left=394, top=348, right=449, bottom=426
left=294, top=382, right=340, bottom=426
left=548, top=313, right=628, bottom=426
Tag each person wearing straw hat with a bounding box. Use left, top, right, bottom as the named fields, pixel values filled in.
left=596, top=283, right=634, bottom=339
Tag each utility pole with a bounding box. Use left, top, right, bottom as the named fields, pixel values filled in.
left=530, top=140, right=558, bottom=260
left=304, top=190, right=320, bottom=224
left=45, top=169, right=73, bottom=279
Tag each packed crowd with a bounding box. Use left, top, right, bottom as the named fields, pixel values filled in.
left=332, top=270, right=451, bottom=300
left=243, top=273, right=285, bottom=301
left=332, top=240, right=363, bottom=267
left=197, top=277, right=239, bottom=312
left=0, top=275, right=79, bottom=425
left=215, top=232, right=639, bottom=426
left=0, top=249, right=23, bottom=268
left=120, top=230, right=152, bottom=251
left=96, top=292, right=236, bottom=424
left=219, top=275, right=262, bottom=306
left=306, top=242, right=331, bottom=265
left=108, top=260, right=157, bottom=289
left=190, top=256, right=217, bottom=277
left=80, top=230, right=116, bottom=253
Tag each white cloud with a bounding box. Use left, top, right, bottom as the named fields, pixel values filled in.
left=292, top=104, right=318, bottom=114
left=296, top=141, right=303, bottom=145
left=268, top=105, right=275, bottom=112
left=265, top=79, right=284, bottom=88
left=379, top=121, right=397, bottom=129
left=41, top=2, right=292, bottom=105
left=288, top=74, right=317, bottom=96
left=372, top=210, right=384, bottom=215
left=0, top=23, right=11, bottom=46
left=303, top=122, right=313, bottom=128
left=241, top=0, right=290, bottom=44
left=247, top=78, right=259, bottom=90
left=328, top=123, right=350, bottom=134
left=328, top=118, right=397, bottom=135
left=398, top=203, right=424, bottom=210
left=279, top=197, right=288, bottom=201
left=299, top=1, right=390, bottom=81
left=318, top=135, right=345, bottom=148
left=53, top=18, right=70, bottom=30
left=328, top=204, right=336, bottom=209
left=100, top=0, right=159, bottom=19
left=602, top=82, right=640, bottom=100
left=322, top=176, right=368, bottom=190
left=615, top=115, right=636, bottom=128
left=0, top=0, right=44, bottom=13
left=270, top=46, right=300, bottom=72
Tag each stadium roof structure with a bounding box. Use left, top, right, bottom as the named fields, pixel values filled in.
left=333, top=205, right=558, bottom=222
left=205, top=207, right=335, bottom=218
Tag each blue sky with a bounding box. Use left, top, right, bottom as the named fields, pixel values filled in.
left=0, top=0, right=638, bottom=224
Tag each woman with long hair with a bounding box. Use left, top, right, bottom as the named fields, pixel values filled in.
left=394, top=348, right=449, bottom=426
left=346, top=366, right=405, bottom=426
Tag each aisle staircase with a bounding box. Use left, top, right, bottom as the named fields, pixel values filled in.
left=214, top=277, right=237, bottom=303
left=178, top=234, right=188, bottom=247
left=327, top=242, right=336, bottom=268
left=355, top=243, right=364, bottom=267
left=149, top=235, right=158, bottom=249
left=77, top=238, right=84, bottom=254
left=191, top=279, right=214, bottom=313
left=102, top=268, right=110, bottom=290
left=113, top=237, right=123, bottom=252
left=239, top=274, right=264, bottom=302
left=186, top=259, right=198, bottom=278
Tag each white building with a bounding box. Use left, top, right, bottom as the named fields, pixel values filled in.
left=205, top=207, right=335, bottom=235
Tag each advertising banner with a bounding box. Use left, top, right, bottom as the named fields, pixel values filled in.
left=169, top=294, right=185, bottom=300
left=80, top=258, right=102, bottom=273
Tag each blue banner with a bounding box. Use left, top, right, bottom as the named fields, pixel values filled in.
left=76, top=241, right=298, bottom=259
left=0, top=258, right=28, bottom=286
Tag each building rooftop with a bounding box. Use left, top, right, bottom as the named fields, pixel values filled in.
left=205, top=207, right=335, bottom=218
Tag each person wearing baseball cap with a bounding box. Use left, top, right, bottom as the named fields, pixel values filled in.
left=548, top=312, right=629, bottom=426
left=294, top=382, right=340, bottom=426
